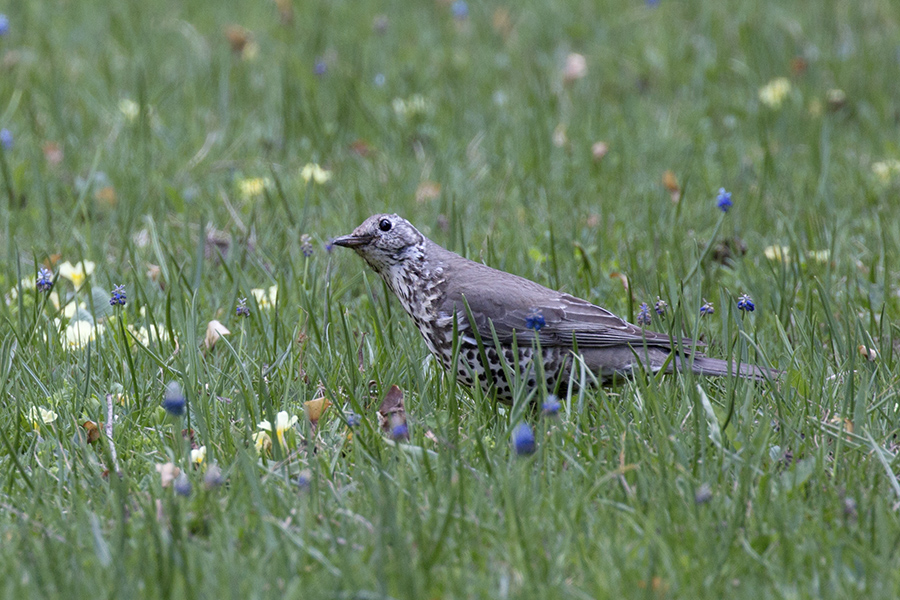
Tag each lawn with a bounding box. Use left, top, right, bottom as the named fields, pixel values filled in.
left=1, top=0, right=900, bottom=597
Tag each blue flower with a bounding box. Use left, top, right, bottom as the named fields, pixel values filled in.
left=162, top=382, right=186, bottom=417
left=109, top=284, right=127, bottom=306
left=737, top=293, right=755, bottom=312
left=525, top=308, right=545, bottom=331
left=654, top=297, right=668, bottom=315
left=314, top=60, right=327, bottom=76
left=325, top=238, right=336, bottom=253
left=0, top=128, right=12, bottom=149
left=174, top=473, right=192, bottom=497
left=36, top=267, right=54, bottom=293
left=512, top=423, right=535, bottom=455
left=236, top=297, right=250, bottom=317
left=391, top=422, right=409, bottom=441
left=637, top=302, right=651, bottom=326
left=300, top=234, right=314, bottom=257
left=346, top=412, right=361, bottom=428
left=451, top=0, right=468, bottom=20
left=0, top=15, right=8, bottom=37
left=700, top=300, right=715, bottom=316
left=716, top=188, right=733, bottom=212
left=374, top=73, right=386, bottom=87
left=542, top=395, right=561, bottom=416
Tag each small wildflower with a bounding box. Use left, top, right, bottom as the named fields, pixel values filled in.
left=190, top=446, right=207, bottom=466
left=542, top=395, right=561, bottom=416
left=636, top=302, right=652, bottom=326
left=237, top=177, right=270, bottom=199
left=700, top=300, right=715, bottom=316
left=346, top=412, right=361, bottom=428
left=253, top=430, right=272, bottom=455
left=58, top=260, right=95, bottom=290
left=325, top=238, right=336, bottom=253
left=758, top=77, right=791, bottom=108
left=737, top=294, right=755, bottom=312
left=512, top=423, right=536, bottom=455
left=27, top=406, right=58, bottom=432
left=109, top=284, right=127, bottom=306
left=374, top=73, right=386, bottom=87
left=162, top=381, right=186, bottom=417
left=36, top=268, right=54, bottom=293
left=764, top=245, right=790, bottom=263
left=654, top=297, right=668, bottom=316
left=0, top=128, right=12, bottom=150
left=525, top=308, right=546, bottom=331
left=204, top=464, right=224, bottom=489
left=63, top=320, right=104, bottom=349
left=295, top=471, right=312, bottom=490
left=0, top=15, right=8, bottom=37
left=173, top=473, right=192, bottom=497
left=562, top=53, right=587, bottom=84
left=695, top=483, right=713, bottom=504
left=250, top=285, right=278, bottom=309
left=451, top=0, right=469, bottom=20
left=300, top=234, right=314, bottom=257
left=300, top=163, right=332, bottom=184
left=258, top=411, right=299, bottom=447
left=391, top=421, right=409, bottom=441
left=716, top=188, right=733, bottom=213
left=314, top=60, right=327, bottom=76
left=118, top=99, right=140, bottom=123
left=872, top=159, right=900, bottom=184
left=236, top=297, right=250, bottom=317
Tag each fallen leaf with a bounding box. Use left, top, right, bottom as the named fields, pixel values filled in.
left=83, top=420, right=101, bottom=444
left=377, top=385, right=406, bottom=436
left=305, top=397, right=332, bottom=425
left=156, top=462, right=180, bottom=488
left=662, top=170, right=680, bottom=203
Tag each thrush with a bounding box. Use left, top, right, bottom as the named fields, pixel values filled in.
left=333, top=214, right=778, bottom=403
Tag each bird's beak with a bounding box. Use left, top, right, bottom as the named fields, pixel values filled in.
left=331, top=233, right=372, bottom=248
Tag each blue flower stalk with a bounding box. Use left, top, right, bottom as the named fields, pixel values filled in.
left=737, top=294, right=755, bottom=312
left=109, top=284, right=127, bottom=306
left=36, top=267, right=54, bottom=293
left=512, top=423, right=536, bottom=455
left=525, top=308, right=545, bottom=331
left=637, top=302, right=652, bottom=326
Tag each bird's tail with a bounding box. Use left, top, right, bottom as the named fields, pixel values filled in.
left=681, top=355, right=780, bottom=381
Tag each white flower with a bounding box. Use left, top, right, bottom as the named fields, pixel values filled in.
left=253, top=431, right=272, bottom=455
left=300, top=163, right=332, bottom=185
left=27, top=406, right=58, bottom=431
left=119, top=99, right=140, bottom=122
left=258, top=410, right=298, bottom=447
left=250, top=285, right=278, bottom=309
left=872, top=159, right=900, bottom=184
left=64, top=320, right=104, bottom=349
left=562, top=52, right=587, bottom=83
left=237, top=177, right=271, bottom=199
left=190, top=446, right=207, bottom=465
left=759, top=77, right=791, bottom=108
left=58, top=260, right=96, bottom=290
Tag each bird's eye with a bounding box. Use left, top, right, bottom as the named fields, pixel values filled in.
left=378, top=219, right=392, bottom=232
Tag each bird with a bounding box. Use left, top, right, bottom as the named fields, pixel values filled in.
left=332, top=213, right=778, bottom=403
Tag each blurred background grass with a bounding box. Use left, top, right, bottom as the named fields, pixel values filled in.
left=1, top=0, right=900, bottom=597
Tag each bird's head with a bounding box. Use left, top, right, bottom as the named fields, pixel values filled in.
left=332, top=214, right=425, bottom=274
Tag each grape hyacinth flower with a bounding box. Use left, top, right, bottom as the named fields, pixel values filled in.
left=542, top=395, right=561, bottom=416
left=0, top=128, right=12, bottom=150
left=637, top=302, right=652, bottom=326
left=162, top=381, right=186, bottom=417
left=451, top=0, right=468, bottom=20
left=36, top=267, right=54, bottom=293
left=716, top=188, right=733, bottom=213
left=525, top=308, right=545, bottom=331
left=700, top=300, right=715, bottom=316
left=512, top=423, right=536, bottom=455
left=737, top=294, right=755, bottom=312
left=654, top=297, right=668, bottom=316
left=300, top=234, right=314, bottom=257
left=236, top=297, right=250, bottom=317
left=109, top=284, right=127, bottom=306
left=0, top=15, right=8, bottom=37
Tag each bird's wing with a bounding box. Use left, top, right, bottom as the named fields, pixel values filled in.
left=438, top=258, right=691, bottom=350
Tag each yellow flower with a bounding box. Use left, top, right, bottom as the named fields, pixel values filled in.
left=806, top=250, right=830, bottom=263
left=63, top=320, right=104, bottom=349
left=250, top=285, right=278, bottom=309
left=300, top=163, right=332, bottom=185
left=27, top=406, right=58, bottom=432
left=759, top=77, right=791, bottom=108
left=190, top=446, right=207, bottom=465
left=258, top=410, right=298, bottom=447
left=58, top=260, right=96, bottom=290
left=237, top=177, right=270, bottom=199
left=253, top=431, right=272, bottom=455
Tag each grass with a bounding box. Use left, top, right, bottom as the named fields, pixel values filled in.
left=1, top=0, right=900, bottom=597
